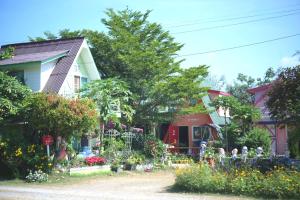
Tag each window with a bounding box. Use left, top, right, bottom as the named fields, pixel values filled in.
left=74, top=76, right=80, bottom=93
left=8, top=71, right=25, bottom=84
left=192, top=126, right=211, bottom=141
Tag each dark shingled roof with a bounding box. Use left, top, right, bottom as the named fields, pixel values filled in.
left=0, top=37, right=84, bottom=93
left=0, top=50, right=68, bottom=65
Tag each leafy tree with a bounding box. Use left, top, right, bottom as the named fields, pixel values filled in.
left=211, top=96, right=261, bottom=151
left=266, top=65, right=300, bottom=126
left=211, top=96, right=239, bottom=151
left=23, top=93, right=98, bottom=140
left=0, top=71, right=31, bottom=123
left=81, top=78, right=134, bottom=126
left=101, top=9, right=209, bottom=129
left=227, top=68, right=276, bottom=104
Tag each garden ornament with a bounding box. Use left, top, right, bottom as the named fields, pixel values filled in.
left=218, top=148, right=225, bottom=166
left=231, top=148, right=238, bottom=160
left=199, top=141, right=207, bottom=161
left=241, top=146, right=248, bottom=163
left=256, top=147, right=263, bottom=158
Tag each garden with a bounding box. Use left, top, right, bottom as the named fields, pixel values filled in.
left=173, top=159, right=300, bottom=199
left=1, top=8, right=300, bottom=199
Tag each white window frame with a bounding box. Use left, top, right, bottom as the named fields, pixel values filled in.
left=192, top=125, right=212, bottom=141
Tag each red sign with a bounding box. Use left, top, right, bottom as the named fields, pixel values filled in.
left=42, top=135, right=54, bottom=145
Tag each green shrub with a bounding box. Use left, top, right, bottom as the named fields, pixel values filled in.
left=288, top=127, right=300, bottom=159
left=239, top=128, right=271, bottom=155
left=174, top=164, right=300, bottom=199
left=174, top=164, right=226, bottom=193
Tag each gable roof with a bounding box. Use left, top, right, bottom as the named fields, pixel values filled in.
left=247, top=83, right=271, bottom=94
left=0, top=37, right=85, bottom=93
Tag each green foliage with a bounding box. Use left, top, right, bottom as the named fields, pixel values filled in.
left=126, top=152, right=145, bottom=165
left=287, top=127, right=300, bottom=159
left=227, top=67, right=276, bottom=104
left=174, top=164, right=300, bottom=199
left=103, top=137, right=125, bottom=160
left=0, top=127, right=53, bottom=179
left=0, top=71, right=31, bottom=123
left=23, top=93, right=98, bottom=140
left=101, top=8, right=209, bottom=128
left=81, top=78, right=134, bottom=124
left=212, top=96, right=261, bottom=132
left=266, top=65, right=300, bottom=126
left=0, top=46, right=15, bottom=60
left=239, top=128, right=271, bottom=155
left=174, top=164, right=226, bottom=193
left=221, top=122, right=243, bottom=151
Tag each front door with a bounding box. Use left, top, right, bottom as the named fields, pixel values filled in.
left=179, top=126, right=189, bottom=153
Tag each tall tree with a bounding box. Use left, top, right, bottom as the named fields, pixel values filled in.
left=29, top=9, right=209, bottom=132
left=266, top=65, right=300, bottom=125
left=227, top=67, right=276, bottom=104
left=100, top=9, right=209, bottom=130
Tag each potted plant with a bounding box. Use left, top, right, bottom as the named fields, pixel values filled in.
left=124, top=153, right=145, bottom=170
left=111, top=159, right=121, bottom=172
left=124, top=156, right=136, bottom=170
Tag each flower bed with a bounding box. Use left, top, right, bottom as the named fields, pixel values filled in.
left=173, top=164, right=300, bottom=199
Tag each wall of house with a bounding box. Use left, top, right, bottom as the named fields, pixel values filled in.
left=252, top=87, right=288, bottom=155
left=170, top=113, right=214, bottom=150
left=40, top=60, right=56, bottom=91
left=0, top=62, right=41, bottom=91
left=59, top=41, right=101, bottom=97
left=24, top=65, right=40, bottom=91
left=59, top=48, right=96, bottom=97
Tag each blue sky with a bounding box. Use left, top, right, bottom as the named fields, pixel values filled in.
left=1, top=0, right=300, bottom=84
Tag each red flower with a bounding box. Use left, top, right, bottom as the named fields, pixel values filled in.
left=85, top=156, right=107, bottom=166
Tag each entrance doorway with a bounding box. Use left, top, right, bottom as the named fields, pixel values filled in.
left=179, top=126, right=189, bottom=153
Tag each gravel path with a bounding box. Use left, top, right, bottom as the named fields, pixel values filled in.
left=0, top=171, right=251, bottom=200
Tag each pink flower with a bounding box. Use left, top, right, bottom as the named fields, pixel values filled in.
left=85, top=156, right=106, bottom=166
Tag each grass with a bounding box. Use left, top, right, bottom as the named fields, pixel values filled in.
left=0, top=169, right=156, bottom=186
left=0, top=170, right=117, bottom=186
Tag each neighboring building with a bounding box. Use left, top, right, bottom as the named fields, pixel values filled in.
left=158, top=90, right=230, bottom=154
left=248, top=84, right=288, bottom=155
left=0, top=37, right=100, bottom=97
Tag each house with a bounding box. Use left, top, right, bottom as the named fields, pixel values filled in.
left=158, top=89, right=230, bottom=154
left=0, top=37, right=100, bottom=97
left=0, top=37, right=101, bottom=152
left=248, top=84, right=288, bottom=155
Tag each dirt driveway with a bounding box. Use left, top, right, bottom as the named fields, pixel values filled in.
left=0, top=171, right=251, bottom=200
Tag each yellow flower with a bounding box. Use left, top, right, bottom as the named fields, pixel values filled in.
left=27, top=144, right=36, bottom=153
left=15, top=148, right=22, bottom=157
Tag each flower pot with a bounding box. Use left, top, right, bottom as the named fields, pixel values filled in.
left=111, top=166, right=121, bottom=173
left=124, top=163, right=136, bottom=171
